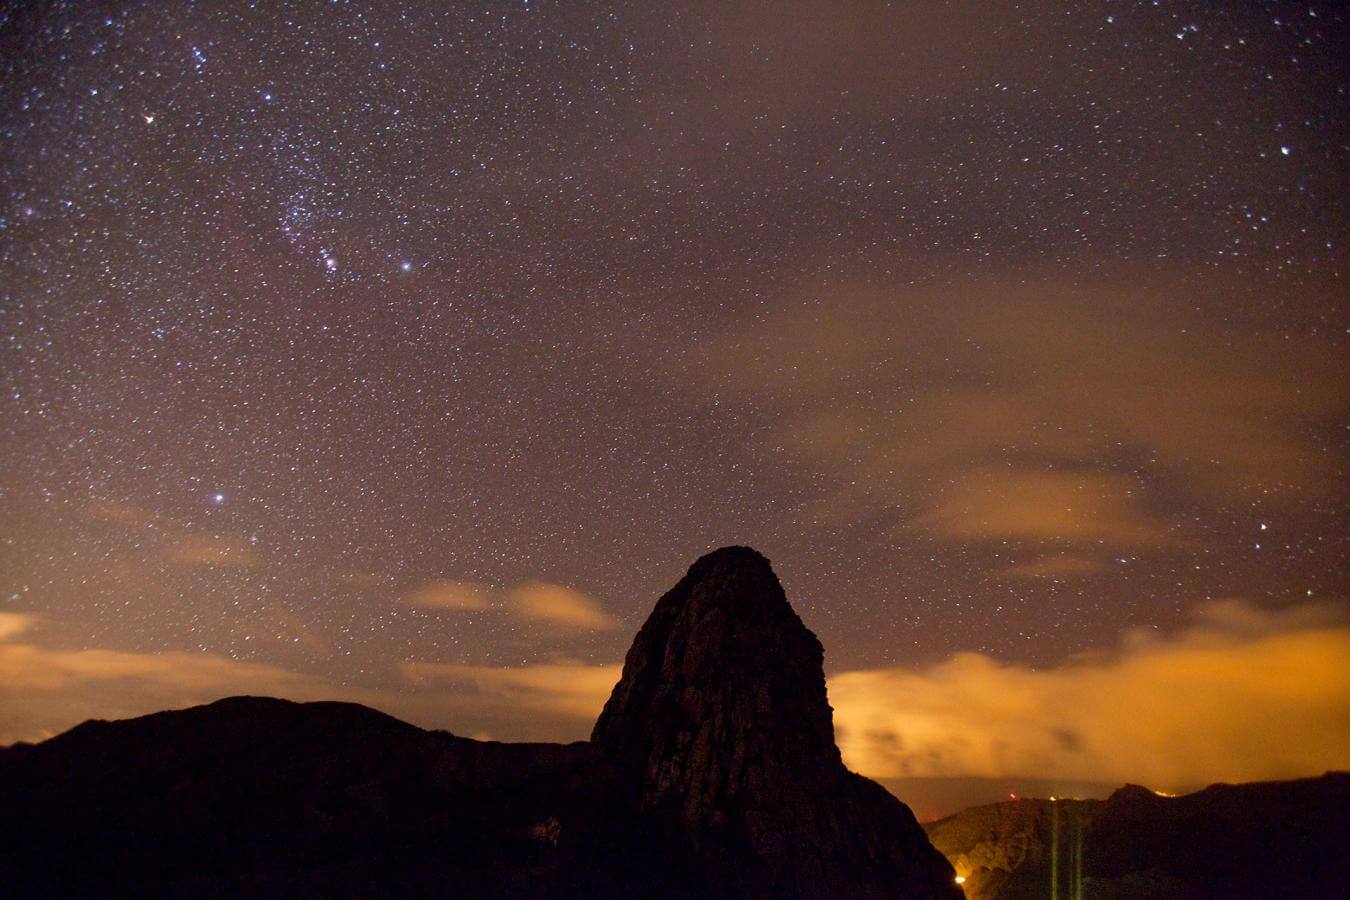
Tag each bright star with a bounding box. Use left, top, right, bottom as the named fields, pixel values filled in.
left=212, top=493, right=225, bottom=504
left=143, top=114, right=155, bottom=124
left=1280, top=146, right=1291, bottom=155
left=400, top=261, right=413, bottom=273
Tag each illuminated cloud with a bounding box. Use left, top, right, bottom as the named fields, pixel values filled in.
left=915, top=469, right=1167, bottom=546
left=85, top=501, right=261, bottom=569
left=828, top=599, right=1350, bottom=792
left=402, top=660, right=620, bottom=723
left=0, top=641, right=319, bottom=695
left=0, top=612, right=36, bottom=642
left=404, top=578, right=619, bottom=630
left=86, top=501, right=156, bottom=524
left=0, top=613, right=365, bottom=744
left=506, top=581, right=621, bottom=630
left=404, top=579, right=493, bottom=611
left=0, top=611, right=616, bottom=746
left=341, top=572, right=394, bottom=588
left=166, top=534, right=260, bottom=568
left=1001, top=553, right=1104, bottom=580
left=697, top=272, right=1341, bottom=557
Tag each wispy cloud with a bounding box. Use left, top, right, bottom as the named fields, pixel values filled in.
left=1000, top=553, right=1104, bottom=580
left=404, top=579, right=493, bottom=611
left=0, top=612, right=618, bottom=746
left=165, top=533, right=260, bottom=568
left=506, top=582, right=621, bottom=630
left=0, top=612, right=364, bottom=744
left=0, top=612, right=36, bottom=642
left=914, top=469, right=1168, bottom=546
left=86, top=501, right=261, bottom=569
left=404, top=578, right=619, bottom=630
left=695, top=271, right=1341, bottom=572
left=401, top=660, right=621, bottom=724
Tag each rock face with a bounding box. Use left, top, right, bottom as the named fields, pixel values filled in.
left=924, top=772, right=1350, bottom=900
left=0, top=546, right=959, bottom=899
left=594, top=546, right=959, bottom=898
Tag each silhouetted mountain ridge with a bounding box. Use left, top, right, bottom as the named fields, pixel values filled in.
left=0, top=547, right=958, bottom=898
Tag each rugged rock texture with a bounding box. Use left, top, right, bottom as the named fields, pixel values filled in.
left=0, top=546, right=959, bottom=898
left=594, top=545, right=959, bottom=898
left=924, top=772, right=1350, bottom=899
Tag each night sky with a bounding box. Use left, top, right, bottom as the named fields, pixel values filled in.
left=2, top=1, right=1346, bottom=816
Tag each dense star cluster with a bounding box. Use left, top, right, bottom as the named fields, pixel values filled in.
left=0, top=0, right=1345, bottom=779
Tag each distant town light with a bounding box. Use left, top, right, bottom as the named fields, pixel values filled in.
left=954, top=875, right=966, bottom=884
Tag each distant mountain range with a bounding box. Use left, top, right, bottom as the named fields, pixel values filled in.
left=2, top=547, right=1343, bottom=898
left=925, top=771, right=1349, bottom=899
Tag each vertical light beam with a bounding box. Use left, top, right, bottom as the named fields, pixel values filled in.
left=1050, top=800, right=1060, bottom=900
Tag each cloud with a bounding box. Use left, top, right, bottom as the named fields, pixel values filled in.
left=0, top=612, right=37, bottom=642
left=915, top=469, right=1168, bottom=546
left=0, top=641, right=321, bottom=695
left=827, top=599, right=1350, bottom=793
left=1000, top=553, right=1104, bottom=580
left=696, top=272, right=1342, bottom=556
left=86, top=501, right=155, bottom=524
left=0, top=613, right=370, bottom=744
left=340, top=572, right=394, bottom=589
left=506, top=582, right=621, bottom=630
left=402, top=660, right=620, bottom=723
left=404, top=578, right=619, bottom=630
left=404, top=579, right=493, bottom=611
left=165, top=534, right=259, bottom=568
left=84, top=501, right=262, bottom=569
left=0, top=611, right=619, bottom=746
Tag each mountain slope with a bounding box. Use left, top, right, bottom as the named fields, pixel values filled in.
left=924, top=772, right=1350, bottom=899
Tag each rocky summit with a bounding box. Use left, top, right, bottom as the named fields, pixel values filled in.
left=0, top=547, right=959, bottom=899
left=594, top=546, right=958, bottom=898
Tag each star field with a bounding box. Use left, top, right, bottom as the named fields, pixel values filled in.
left=0, top=1, right=1346, bottom=763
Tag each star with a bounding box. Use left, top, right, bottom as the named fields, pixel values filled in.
left=1, top=0, right=1341, bottom=814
